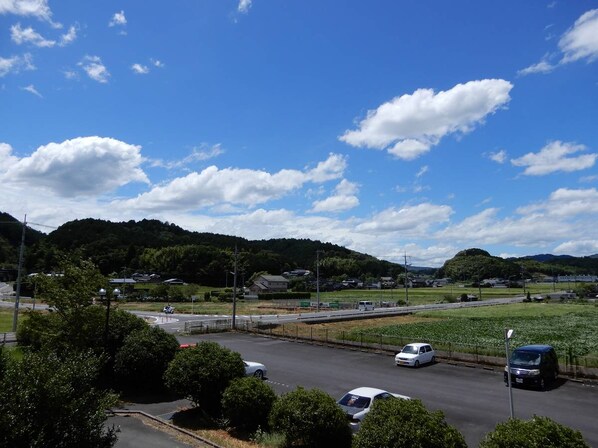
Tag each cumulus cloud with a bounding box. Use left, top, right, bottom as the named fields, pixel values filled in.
left=340, top=79, right=513, bottom=160
left=511, top=141, right=597, bottom=175
left=115, top=153, right=347, bottom=212
left=0, top=0, right=60, bottom=27
left=238, top=0, right=252, bottom=13
left=131, top=63, right=149, bottom=74
left=109, top=10, right=126, bottom=27
left=305, top=153, right=347, bottom=182
left=520, top=188, right=598, bottom=218
left=78, top=55, right=110, bottom=83
left=437, top=208, right=571, bottom=247
left=0, top=53, right=35, bottom=77
left=356, top=203, right=453, bottom=235
left=553, top=239, right=598, bottom=255
left=559, top=9, right=598, bottom=64
left=310, top=179, right=359, bottom=213
left=1, top=137, right=149, bottom=197
left=10, top=23, right=55, bottom=47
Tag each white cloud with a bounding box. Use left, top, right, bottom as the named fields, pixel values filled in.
left=131, top=63, right=149, bottom=74
left=10, top=23, right=55, bottom=47
left=553, top=239, right=598, bottom=255
left=0, top=53, right=35, bottom=77
left=21, top=84, right=41, bottom=97
left=238, top=0, right=252, bottom=14
left=356, top=203, right=453, bottom=235
left=78, top=55, right=110, bottom=83
left=511, top=141, right=597, bottom=175
left=150, top=58, right=164, bottom=68
left=529, top=188, right=598, bottom=217
left=305, top=153, right=347, bottom=182
left=437, top=208, right=571, bottom=247
left=416, top=165, right=428, bottom=178
left=109, top=10, right=126, bottom=27
left=1, top=136, right=149, bottom=197
left=0, top=0, right=60, bottom=27
left=64, top=70, right=78, bottom=80
left=150, top=143, right=225, bottom=169
left=517, top=60, right=555, bottom=76
left=59, top=25, right=77, bottom=46
left=310, top=179, right=359, bottom=213
left=559, top=9, right=598, bottom=64
left=0, top=142, right=19, bottom=170
left=115, top=153, right=347, bottom=212
left=521, top=9, right=598, bottom=75
left=489, top=149, right=507, bottom=164
left=340, top=79, right=513, bottom=160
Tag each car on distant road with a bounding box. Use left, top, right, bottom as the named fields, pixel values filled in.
left=244, top=361, right=267, bottom=379
left=395, top=342, right=436, bottom=367
left=337, top=387, right=410, bottom=431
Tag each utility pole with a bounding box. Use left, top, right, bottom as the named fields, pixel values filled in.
left=316, top=250, right=321, bottom=312
left=403, top=253, right=409, bottom=306
left=232, top=245, right=238, bottom=329
left=12, top=215, right=27, bottom=332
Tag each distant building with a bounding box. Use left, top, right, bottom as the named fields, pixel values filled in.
left=249, top=274, right=289, bottom=294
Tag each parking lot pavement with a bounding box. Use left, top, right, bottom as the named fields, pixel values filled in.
left=111, top=414, right=200, bottom=448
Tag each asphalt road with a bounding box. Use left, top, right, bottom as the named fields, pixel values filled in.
left=180, top=332, right=598, bottom=448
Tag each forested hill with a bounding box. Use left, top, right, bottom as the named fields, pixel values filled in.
left=1, top=215, right=404, bottom=285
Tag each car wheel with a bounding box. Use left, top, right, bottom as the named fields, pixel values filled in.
left=539, top=377, right=546, bottom=390
left=430, top=356, right=436, bottom=364
left=254, top=369, right=264, bottom=379
left=414, top=360, right=420, bottom=368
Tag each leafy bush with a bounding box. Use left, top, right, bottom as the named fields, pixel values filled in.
left=221, top=376, right=277, bottom=432
left=0, top=349, right=117, bottom=448
left=269, top=387, right=351, bottom=448
left=114, top=326, right=179, bottom=394
left=479, top=415, right=589, bottom=448
left=354, top=398, right=466, bottom=448
left=164, top=341, right=245, bottom=415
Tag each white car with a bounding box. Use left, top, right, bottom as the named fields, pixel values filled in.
left=244, top=361, right=267, bottom=379
left=337, top=387, right=410, bottom=431
left=395, top=343, right=436, bottom=367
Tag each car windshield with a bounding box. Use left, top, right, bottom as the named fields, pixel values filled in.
left=401, top=345, right=419, bottom=354
left=510, top=351, right=541, bottom=367
left=338, top=394, right=371, bottom=409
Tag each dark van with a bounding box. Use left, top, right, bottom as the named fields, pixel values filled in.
left=504, top=344, right=559, bottom=390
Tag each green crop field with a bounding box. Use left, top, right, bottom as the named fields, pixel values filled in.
left=352, top=303, right=598, bottom=361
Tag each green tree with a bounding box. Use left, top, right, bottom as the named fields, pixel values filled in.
left=353, top=398, right=466, bottom=448
left=221, top=376, right=277, bottom=433
left=479, top=416, right=590, bottom=448
left=0, top=350, right=117, bottom=448
left=269, top=387, right=352, bottom=448
left=164, top=341, right=245, bottom=415
left=114, top=326, right=180, bottom=394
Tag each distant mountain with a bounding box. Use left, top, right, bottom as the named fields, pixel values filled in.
left=520, top=254, right=574, bottom=262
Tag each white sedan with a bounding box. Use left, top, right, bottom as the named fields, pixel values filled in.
left=395, top=342, right=436, bottom=367
left=244, top=361, right=267, bottom=379
left=337, top=387, right=410, bottom=431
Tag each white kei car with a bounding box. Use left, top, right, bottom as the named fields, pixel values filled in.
left=337, top=387, right=410, bottom=431
left=244, top=361, right=267, bottom=379
left=395, top=343, right=436, bottom=367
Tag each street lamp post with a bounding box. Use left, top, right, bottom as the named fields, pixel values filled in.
left=504, top=328, right=515, bottom=419
left=99, top=287, right=121, bottom=348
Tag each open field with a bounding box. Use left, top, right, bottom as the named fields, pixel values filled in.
left=256, top=302, right=598, bottom=368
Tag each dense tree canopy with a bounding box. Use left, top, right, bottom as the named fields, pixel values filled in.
left=0, top=350, right=117, bottom=448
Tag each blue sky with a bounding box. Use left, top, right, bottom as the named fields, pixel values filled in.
left=1, top=0, right=597, bottom=267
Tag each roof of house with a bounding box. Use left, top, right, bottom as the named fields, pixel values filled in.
left=258, top=275, right=289, bottom=283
